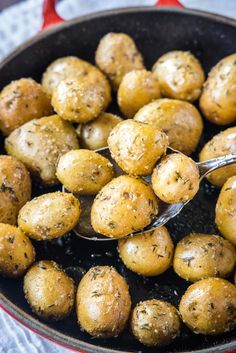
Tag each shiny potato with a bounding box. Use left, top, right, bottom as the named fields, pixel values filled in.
left=18, top=192, right=81, bottom=240
left=152, top=153, right=200, bottom=204
left=199, top=126, right=236, bottom=187
left=130, top=299, right=180, bottom=347
left=0, top=155, right=31, bottom=225
left=215, top=176, right=236, bottom=246
left=91, top=175, right=158, bottom=238
left=95, top=32, right=145, bottom=90
left=108, top=119, right=168, bottom=175
left=179, top=278, right=236, bottom=335
left=200, top=53, right=236, bottom=125
left=118, top=226, right=174, bottom=276
left=0, top=78, right=52, bottom=135
left=173, top=233, right=236, bottom=282
left=134, top=98, right=203, bottom=155
left=56, top=149, right=114, bottom=194
left=5, top=115, right=79, bottom=185
left=0, top=223, right=35, bottom=278
left=117, top=70, right=161, bottom=118
left=24, top=260, right=75, bottom=320
left=152, top=51, right=205, bottom=102
left=78, top=112, right=122, bottom=150
left=76, top=266, right=131, bottom=337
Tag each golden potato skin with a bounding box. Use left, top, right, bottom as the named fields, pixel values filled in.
left=134, top=98, right=203, bottom=155
left=108, top=119, right=168, bottom=176
left=56, top=149, right=114, bottom=194
left=179, top=278, right=236, bottom=335
left=173, top=233, right=236, bottom=282
left=152, top=153, right=200, bottom=204
left=130, top=299, right=180, bottom=347
left=5, top=115, right=79, bottom=185
left=95, top=32, right=145, bottom=90
left=117, top=70, right=161, bottom=118
left=76, top=266, right=131, bottom=337
left=200, top=54, right=236, bottom=125
left=91, top=175, right=158, bottom=238
left=24, top=261, right=75, bottom=320
left=0, top=223, right=35, bottom=278
left=152, top=51, right=205, bottom=102
left=215, top=176, right=236, bottom=246
left=199, top=127, right=236, bottom=187
left=0, top=155, right=31, bottom=225
left=0, top=78, right=52, bottom=135
left=118, top=227, right=174, bottom=276
left=18, top=192, right=81, bottom=240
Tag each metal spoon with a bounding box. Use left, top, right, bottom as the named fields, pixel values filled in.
left=66, top=147, right=236, bottom=241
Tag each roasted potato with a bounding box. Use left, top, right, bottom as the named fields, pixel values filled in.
left=117, top=69, right=161, bottom=118
left=173, top=233, right=236, bottom=282
left=152, top=153, right=200, bottom=204
left=95, top=32, right=145, bottom=90
left=199, top=126, right=236, bottom=187
left=0, top=155, right=31, bottom=225
left=91, top=175, right=158, bottom=238
left=18, top=192, right=81, bottom=240
left=5, top=115, right=79, bottom=185
left=179, top=278, right=236, bottom=335
left=56, top=149, right=114, bottom=194
left=152, top=51, right=205, bottom=102
left=215, top=176, right=236, bottom=246
left=0, top=223, right=35, bottom=278
left=108, top=119, right=168, bottom=175
left=134, top=98, right=203, bottom=155
left=76, top=266, right=131, bottom=337
left=200, top=53, right=236, bottom=125
left=0, top=78, right=52, bottom=135
left=24, top=260, right=75, bottom=320
left=118, top=226, right=174, bottom=276
left=130, top=299, right=180, bottom=347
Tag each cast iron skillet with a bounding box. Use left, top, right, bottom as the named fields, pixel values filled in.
left=0, top=1, right=236, bottom=352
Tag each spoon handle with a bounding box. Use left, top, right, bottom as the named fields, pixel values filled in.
left=197, top=154, right=236, bottom=178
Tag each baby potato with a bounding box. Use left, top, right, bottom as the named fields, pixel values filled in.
left=179, top=278, right=236, bottom=335
left=152, top=51, right=205, bottom=102
left=24, top=260, right=75, bottom=320
left=152, top=153, right=200, bottom=204
left=200, top=53, right=236, bottom=125
left=199, top=126, right=236, bottom=187
left=0, top=78, right=52, bottom=135
left=134, top=98, right=203, bottom=155
left=173, top=233, right=236, bottom=282
left=118, top=226, right=174, bottom=276
left=91, top=175, right=158, bottom=238
left=78, top=112, right=122, bottom=150
left=215, top=176, right=236, bottom=246
left=5, top=115, right=79, bottom=185
left=0, top=155, right=31, bottom=225
left=117, top=70, right=161, bottom=118
left=130, top=299, right=180, bottom=347
left=18, top=192, right=81, bottom=240
left=0, top=223, right=35, bottom=278
left=108, top=119, right=168, bottom=175
left=76, top=266, right=131, bottom=337
left=56, top=149, right=114, bottom=194
left=95, top=32, right=145, bottom=90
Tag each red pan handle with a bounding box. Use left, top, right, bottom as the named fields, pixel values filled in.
left=155, top=0, right=183, bottom=7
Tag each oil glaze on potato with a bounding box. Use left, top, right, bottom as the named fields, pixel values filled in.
left=179, top=278, right=236, bottom=335
left=24, top=261, right=75, bottom=320
left=91, top=175, right=158, bottom=238
left=118, top=227, right=174, bottom=276
left=76, top=266, right=131, bottom=337
left=0, top=223, right=35, bottom=278
left=18, top=192, right=81, bottom=240
left=108, top=119, right=168, bottom=176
